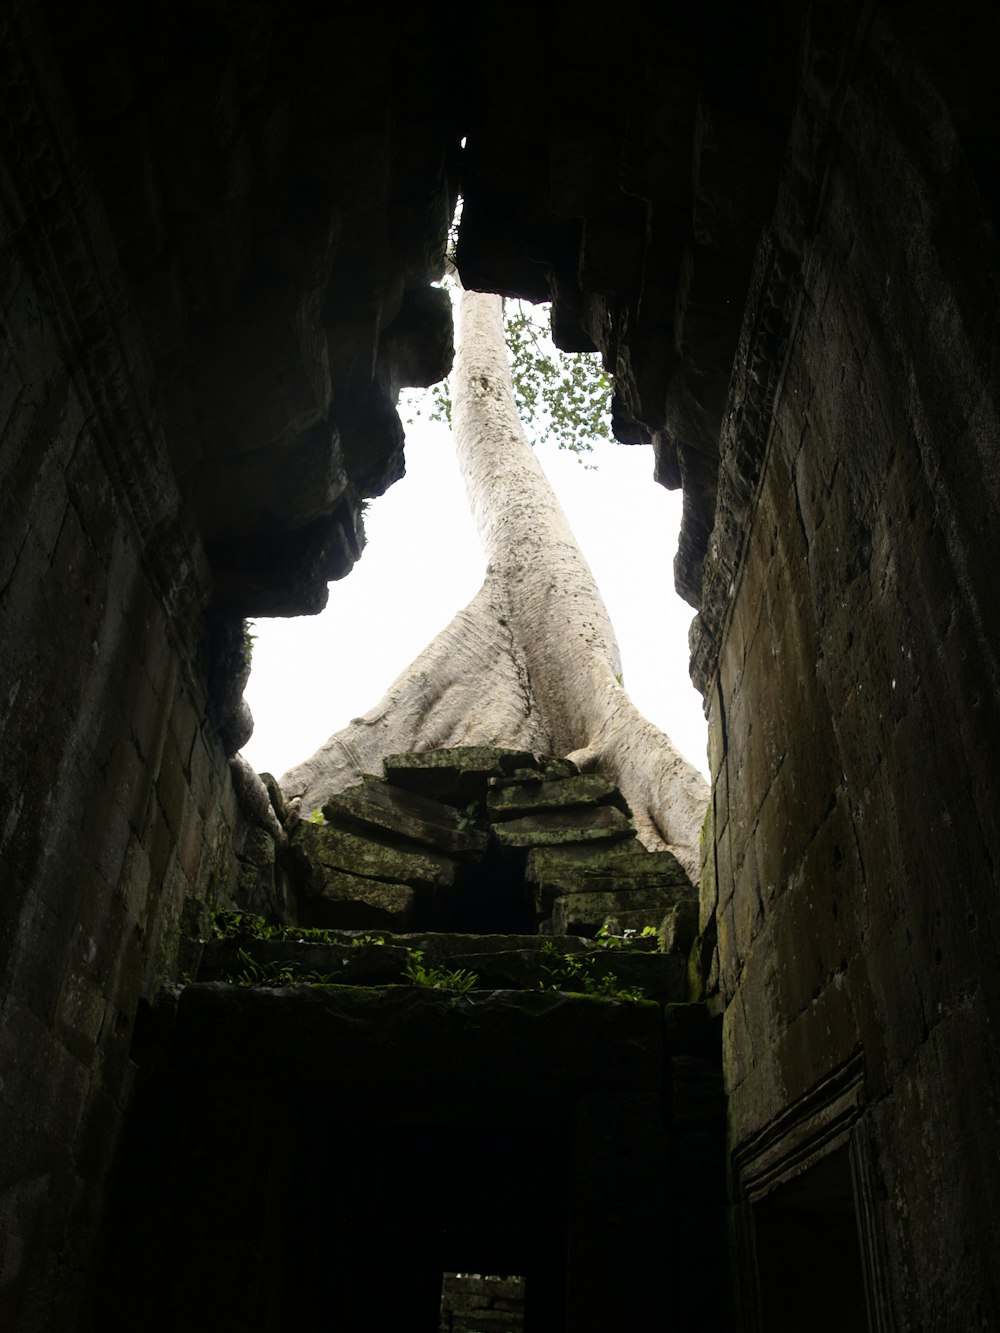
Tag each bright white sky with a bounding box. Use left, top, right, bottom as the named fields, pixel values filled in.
left=240, top=412, right=709, bottom=782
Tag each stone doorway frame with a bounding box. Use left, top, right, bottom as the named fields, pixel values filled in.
left=730, top=1051, right=895, bottom=1333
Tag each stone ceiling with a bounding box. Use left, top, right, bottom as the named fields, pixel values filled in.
left=42, top=0, right=801, bottom=624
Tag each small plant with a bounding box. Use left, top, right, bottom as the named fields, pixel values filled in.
left=537, top=942, right=647, bottom=1002
left=595, top=924, right=659, bottom=951
left=596, top=925, right=628, bottom=951
left=211, top=913, right=343, bottom=948
left=230, top=948, right=338, bottom=988
left=351, top=933, right=388, bottom=948
left=307, top=808, right=326, bottom=825
left=403, top=949, right=478, bottom=993
left=456, top=800, right=481, bottom=832
left=212, top=911, right=282, bottom=941
left=289, top=926, right=338, bottom=944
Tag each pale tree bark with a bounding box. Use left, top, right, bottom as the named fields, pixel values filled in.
left=280, top=287, right=708, bottom=879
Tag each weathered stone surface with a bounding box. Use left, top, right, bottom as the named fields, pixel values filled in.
left=553, top=888, right=692, bottom=938
left=528, top=841, right=690, bottom=876
left=378, top=286, right=454, bottom=392
left=524, top=838, right=644, bottom=870
left=660, top=900, right=699, bottom=955
left=206, top=501, right=364, bottom=617
left=527, top=843, right=694, bottom=915
left=292, top=819, right=458, bottom=889
left=303, top=871, right=415, bottom=930
left=440, top=1273, right=525, bottom=1333
left=383, top=747, right=539, bottom=805
left=399, top=932, right=591, bottom=962
left=486, top=773, right=628, bottom=820
left=323, top=776, right=488, bottom=857
left=491, top=805, right=633, bottom=849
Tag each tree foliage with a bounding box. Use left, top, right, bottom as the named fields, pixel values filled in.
left=502, top=302, right=612, bottom=455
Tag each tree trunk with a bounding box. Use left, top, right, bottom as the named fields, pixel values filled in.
left=280, top=287, right=708, bottom=879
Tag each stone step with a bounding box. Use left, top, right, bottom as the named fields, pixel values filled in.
left=196, top=929, right=688, bottom=1004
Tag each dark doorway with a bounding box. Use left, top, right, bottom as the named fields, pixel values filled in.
left=752, top=1146, right=869, bottom=1332
left=278, top=1119, right=567, bottom=1330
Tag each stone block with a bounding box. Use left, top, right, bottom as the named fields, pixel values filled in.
left=293, top=820, right=458, bottom=889
left=383, top=747, right=539, bottom=805
left=660, top=899, right=699, bottom=955
left=192, top=422, right=348, bottom=546
left=323, top=776, right=487, bottom=857
left=206, top=503, right=363, bottom=617
left=528, top=843, right=693, bottom=915
left=492, top=805, right=633, bottom=850
left=692, top=100, right=780, bottom=258
left=306, top=871, right=415, bottom=931
left=591, top=912, right=662, bottom=945
left=579, top=211, right=647, bottom=300
left=553, top=887, right=689, bottom=938
left=377, top=286, right=454, bottom=391
left=486, top=773, right=627, bottom=821
left=335, top=388, right=405, bottom=499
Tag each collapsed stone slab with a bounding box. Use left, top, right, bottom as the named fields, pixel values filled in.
left=283, top=750, right=697, bottom=939
left=383, top=746, right=540, bottom=805
left=486, top=772, right=628, bottom=820
left=323, top=775, right=489, bottom=857
left=300, top=870, right=415, bottom=931
left=491, top=805, right=633, bottom=850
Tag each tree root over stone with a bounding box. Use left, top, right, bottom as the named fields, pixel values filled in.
left=279, top=287, right=708, bottom=883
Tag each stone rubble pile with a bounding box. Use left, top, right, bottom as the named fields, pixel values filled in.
left=285, top=746, right=698, bottom=945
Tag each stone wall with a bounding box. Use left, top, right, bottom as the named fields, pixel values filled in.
left=0, top=11, right=257, bottom=1325
left=0, top=0, right=462, bottom=1322
left=692, top=5, right=1000, bottom=1325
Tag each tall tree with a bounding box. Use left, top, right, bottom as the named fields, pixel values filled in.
left=280, top=287, right=708, bottom=879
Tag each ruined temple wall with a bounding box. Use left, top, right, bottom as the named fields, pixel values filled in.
left=0, top=12, right=246, bottom=1326
left=696, top=7, right=1000, bottom=1323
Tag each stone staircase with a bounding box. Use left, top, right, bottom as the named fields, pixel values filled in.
left=94, top=749, right=729, bottom=1332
